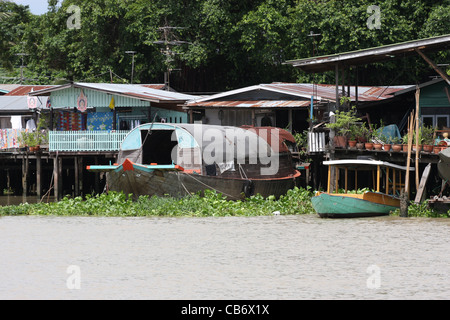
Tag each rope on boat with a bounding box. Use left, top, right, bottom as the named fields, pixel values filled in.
left=177, top=171, right=241, bottom=200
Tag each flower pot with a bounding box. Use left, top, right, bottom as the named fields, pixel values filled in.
left=402, top=144, right=410, bottom=152
left=348, top=140, right=357, bottom=148
left=374, top=143, right=382, bottom=151
left=356, top=142, right=364, bottom=150
left=423, top=145, right=433, bottom=153
left=433, top=146, right=441, bottom=154
left=334, top=136, right=347, bottom=148
left=392, top=144, right=402, bottom=152
left=383, top=144, right=392, bottom=152
left=365, top=142, right=374, bottom=150
left=412, top=145, right=422, bottom=152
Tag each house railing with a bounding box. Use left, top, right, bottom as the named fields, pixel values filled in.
left=49, top=130, right=129, bottom=152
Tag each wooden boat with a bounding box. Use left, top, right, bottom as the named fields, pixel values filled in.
left=437, top=146, right=450, bottom=181
left=312, top=159, right=413, bottom=218
left=87, top=123, right=300, bottom=199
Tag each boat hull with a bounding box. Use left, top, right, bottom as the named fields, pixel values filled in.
left=106, top=163, right=300, bottom=200
left=312, top=192, right=399, bottom=218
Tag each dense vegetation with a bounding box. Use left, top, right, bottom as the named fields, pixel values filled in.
left=0, top=188, right=316, bottom=217
left=0, top=188, right=448, bottom=218
left=1, top=0, right=449, bottom=92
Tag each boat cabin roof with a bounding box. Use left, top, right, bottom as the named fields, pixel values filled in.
left=323, top=159, right=415, bottom=171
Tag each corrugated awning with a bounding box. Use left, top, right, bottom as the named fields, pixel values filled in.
left=285, top=34, right=450, bottom=73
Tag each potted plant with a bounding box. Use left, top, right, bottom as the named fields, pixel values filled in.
left=412, top=128, right=423, bottom=153
left=18, top=118, right=48, bottom=152
left=421, top=125, right=435, bottom=153
left=402, top=133, right=411, bottom=152
left=348, top=124, right=360, bottom=149
left=391, top=136, right=402, bottom=152
left=326, top=106, right=361, bottom=148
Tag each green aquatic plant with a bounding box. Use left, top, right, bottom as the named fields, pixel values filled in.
left=0, top=187, right=316, bottom=217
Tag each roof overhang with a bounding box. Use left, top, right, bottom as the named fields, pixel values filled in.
left=285, top=34, right=450, bottom=73
left=29, top=82, right=198, bottom=104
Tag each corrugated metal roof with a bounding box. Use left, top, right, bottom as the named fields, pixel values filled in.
left=0, top=84, right=21, bottom=94
left=186, top=83, right=412, bottom=108
left=285, top=34, right=450, bottom=73
left=5, top=85, right=56, bottom=96
left=30, top=83, right=199, bottom=103
left=264, top=83, right=412, bottom=102
left=187, top=100, right=312, bottom=108
left=0, top=96, right=48, bottom=112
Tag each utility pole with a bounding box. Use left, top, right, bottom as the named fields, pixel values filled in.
left=125, top=51, right=137, bottom=84
left=15, top=52, right=29, bottom=84
left=153, top=21, right=190, bottom=90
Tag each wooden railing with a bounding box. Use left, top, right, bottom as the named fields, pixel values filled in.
left=49, top=130, right=129, bottom=152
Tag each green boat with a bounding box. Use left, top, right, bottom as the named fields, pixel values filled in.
left=313, top=159, right=413, bottom=218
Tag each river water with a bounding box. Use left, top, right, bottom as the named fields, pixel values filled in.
left=0, top=208, right=449, bottom=300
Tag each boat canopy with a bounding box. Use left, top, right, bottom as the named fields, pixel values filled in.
left=117, top=123, right=295, bottom=173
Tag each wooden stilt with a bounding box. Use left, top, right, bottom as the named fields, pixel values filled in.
left=74, top=157, right=79, bottom=196
left=36, top=152, right=42, bottom=198
left=22, top=154, right=29, bottom=197
left=53, top=156, right=62, bottom=201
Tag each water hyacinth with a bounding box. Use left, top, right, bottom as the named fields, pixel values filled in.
left=0, top=187, right=316, bottom=217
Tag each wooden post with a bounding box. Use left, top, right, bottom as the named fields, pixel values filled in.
left=53, top=156, right=62, bottom=201
left=327, top=165, right=331, bottom=193
left=36, top=152, right=42, bottom=199
left=22, top=154, right=28, bottom=197
left=415, top=87, right=420, bottom=191
left=345, top=167, right=348, bottom=193
left=376, top=165, right=380, bottom=192
left=404, top=111, right=415, bottom=215
left=386, top=167, right=389, bottom=195
left=74, top=157, right=79, bottom=197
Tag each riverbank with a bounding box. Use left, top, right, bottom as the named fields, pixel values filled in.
left=0, top=187, right=448, bottom=218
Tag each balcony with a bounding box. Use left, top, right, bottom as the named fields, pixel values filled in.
left=49, top=130, right=129, bottom=152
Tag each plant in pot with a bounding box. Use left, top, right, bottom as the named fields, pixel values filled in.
left=421, top=125, right=435, bottom=153
left=372, top=126, right=384, bottom=151
left=412, top=128, right=423, bottom=153
left=348, top=124, right=360, bottom=149
left=325, top=106, right=361, bottom=149
left=402, top=133, right=411, bottom=152
left=18, top=118, right=48, bottom=152
left=391, top=136, right=402, bottom=152
left=360, top=124, right=374, bottom=150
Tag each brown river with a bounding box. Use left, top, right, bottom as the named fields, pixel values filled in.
left=0, top=196, right=449, bottom=300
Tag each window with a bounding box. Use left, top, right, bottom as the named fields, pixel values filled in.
left=421, top=115, right=449, bottom=129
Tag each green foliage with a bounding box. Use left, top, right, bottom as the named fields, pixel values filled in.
left=391, top=201, right=449, bottom=218
left=0, top=0, right=448, bottom=90
left=326, top=107, right=361, bottom=137
left=0, top=187, right=316, bottom=217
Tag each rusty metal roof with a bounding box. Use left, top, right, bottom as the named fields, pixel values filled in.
left=186, top=83, right=412, bottom=108
left=5, top=85, right=56, bottom=96
left=264, top=83, right=412, bottom=102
